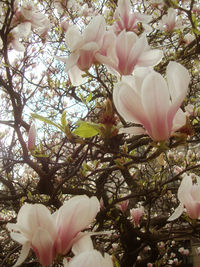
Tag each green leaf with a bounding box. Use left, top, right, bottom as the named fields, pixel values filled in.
left=73, top=121, right=101, bottom=138
left=61, top=110, right=67, bottom=128
left=86, top=92, right=93, bottom=103
left=31, top=113, right=63, bottom=131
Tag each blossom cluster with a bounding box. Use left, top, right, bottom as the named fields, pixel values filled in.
left=8, top=2, right=51, bottom=52
left=58, top=0, right=190, bottom=142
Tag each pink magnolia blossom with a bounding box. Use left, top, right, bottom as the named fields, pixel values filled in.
left=168, top=174, right=200, bottom=221
left=10, top=22, right=31, bottom=52
left=7, top=195, right=100, bottom=266
left=6, top=204, right=57, bottom=267
left=159, top=8, right=182, bottom=32
left=10, top=3, right=50, bottom=51
left=27, top=123, right=36, bottom=150
left=62, top=15, right=106, bottom=85
left=20, top=2, right=50, bottom=32
left=97, top=30, right=163, bottom=76
left=113, top=0, right=152, bottom=35
left=130, top=207, right=144, bottom=227
left=54, top=195, right=100, bottom=255
left=118, top=199, right=129, bottom=212
left=113, top=61, right=190, bottom=141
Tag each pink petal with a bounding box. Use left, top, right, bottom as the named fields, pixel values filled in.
left=115, top=31, right=138, bottom=75
left=83, top=15, right=106, bottom=45
left=113, top=80, right=147, bottom=125
left=185, top=202, right=200, bottom=219
left=27, top=123, right=36, bottom=150
left=32, top=228, right=55, bottom=266
left=117, top=0, right=131, bottom=26
left=141, top=72, right=171, bottom=140
left=128, top=35, right=147, bottom=64
left=55, top=195, right=100, bottom=254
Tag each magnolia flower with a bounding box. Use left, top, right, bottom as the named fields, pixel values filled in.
left=113, top=0, right=152, bottom=35
left=97, top=30, right=163, bottom=76
left=27, top=123, right=36, bottom=150
left=10, top=22, right=31, bottom=52
left=7, top=204, right=57, bottom=267
left=21, top=2, right=50, bottom=30
left=113, top=61, right=190, bottom=141
left=7, top=195, right=100, bottom=266
left=130, top=207, right=144, bottom=227
left=10, top=3, right=50, bottom=51
left=62, top=15, right=106, bottom=85
left=159, top=8, right=182, bottom=32
left=63, top=234, right=113, bottom=267
left=117, top=199, right=129, bottom=213
left=54, top=195, right=100, bottom=255
left=168, top=174, right=200, bottom=221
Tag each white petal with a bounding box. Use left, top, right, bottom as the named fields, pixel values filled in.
left=172, top=108, right=186, bottom=132
left=119, top=126, right=146, bottom=135
left=12, top=39, right=25, bottom=52
left=72, top=233, right=94, bottom=255
left=65, top=25, right=82, bottom=50
left=68, top=65, right=87, bottom=86
left=17, top=22, right=31, bottom=38
left=167, top=61, right=190, bottom=119
left=137, top=49, right=163, bottom=67
left=113, top=80, right=146, bottom=125
left=168, top=203, right=184, bottom=221
left=178, top=174, right=193, bottom=202
left=10, top=232, right=28, bottom=245
left=13, top=242, right=30, bottom=267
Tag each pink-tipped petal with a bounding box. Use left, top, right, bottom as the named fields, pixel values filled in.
left=32, top=228, right=55, bottom=266
left=141, top=72, right=171, bottom=140
left=27, top=123, right=36, bottom=150
left=113, top=81, right=146, bottom=125
left=84, top=15, right=106, bottom=44
left=55, top=195, right=100, bottom=254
